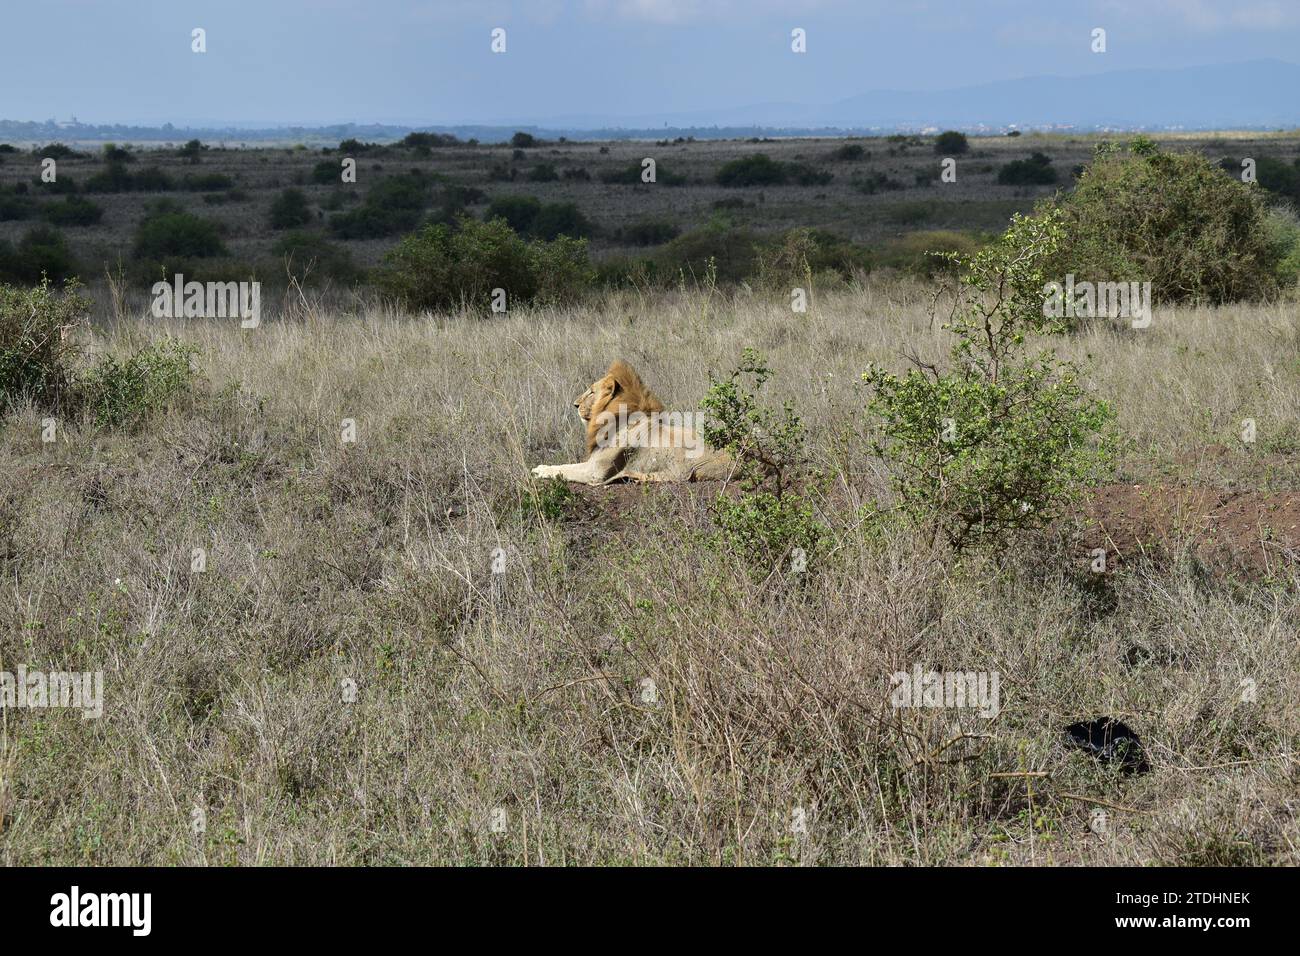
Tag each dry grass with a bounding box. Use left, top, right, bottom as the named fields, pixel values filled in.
left=1, top=280, right=1297, bottom=865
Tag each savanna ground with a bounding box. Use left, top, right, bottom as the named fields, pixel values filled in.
left=1, top=273, right=1298, bottom=865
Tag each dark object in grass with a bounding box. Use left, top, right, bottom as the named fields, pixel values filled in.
left=1064, top=718, right=1149, bottom=774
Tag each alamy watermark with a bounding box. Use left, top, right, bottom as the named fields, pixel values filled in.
left=151, top=273, right=260, bottom=327
left=1, top=666, right=103, bottom=719
left=1043, top=274, right=1151, bottom=329
left=889, top=664, right=1000, bottom=718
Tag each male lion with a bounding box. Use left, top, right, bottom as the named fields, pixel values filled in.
left=531, top=360, right=735, bottom=485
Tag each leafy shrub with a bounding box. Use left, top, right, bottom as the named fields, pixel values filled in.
left=1254, top=156, right=1300, bottom=203
left=852, top=170, right=906, bottom=195
left=179, top=139, right=206, bottom=163
left=484, top=195, right=541, bottom=233
left=330, top=204, right=420, bottom=238
left=511, top=132, right=538, bottom=148
left=617, top=218, right=681, bottom=246
left=1263, top=206, right=1300, bottom=289
left=376, top=216, right=591, bottom=313
left=312, top=160, right=344, bottom=184
left=934, top=131, right=970, bottom=155
left=716, top=154, right=829, bottom=187
left=338, top=138, right=380, bottom=154
left=269, top=188, right=312, bottom=229
left=700, top=349, right=823, bottom=579
left=85, top=164, right=175, bottom=193
left=43, top=196, right=104, bottom=226
left=1043, top=140, right=1278, bottom=305
left=101, top=143, right=134, bottom=163
left=530, top=201, right=592, bottom=240
left=134, top=207, right=226, bottom=259
left=0, top=277, right=87, bottom=411
left=528, top=163, right=559, bottom=182
left=830, top=143, right=867, bottom=161
left=0, top=226, right=79, bottom=283
left=0, top=190, right=36, bottom=221
left=655, top=220, right=761, bottom=284
left=272, top=231, right=360, bottom=284
left=599, top=162, right=687, bottom=186
left=864, top=211, right=1114, bottom=552
left=873, top=230, right=985, bottom=277
left=76, top=338, right=197, bottom=429
left=39, top=144, right=78, bottom=160
left=997, top=152, right=1057, bottom=185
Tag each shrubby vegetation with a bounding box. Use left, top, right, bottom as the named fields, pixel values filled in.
left=1042, top=139, right=1278, bottom=304
left=376, top=216, right=591, bottom=313
left=716, top=153, right=831, bottom=187
left=865, top=211, right=1114, bottom=551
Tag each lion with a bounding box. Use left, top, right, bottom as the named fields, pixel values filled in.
left=530, top=360, right=736, bottom=485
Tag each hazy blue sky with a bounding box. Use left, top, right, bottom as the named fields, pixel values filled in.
left=3, top=0, right=1298, bottom=125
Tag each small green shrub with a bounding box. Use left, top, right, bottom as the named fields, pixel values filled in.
left=510, top=132, right=538, bottom=149
left=716, top=154, right=829, bottom=187
left=700, top=349, right=823, bottom=579
left=376, top=216, right=591, bottom=313
left=830, top=143, right=867, bottom=161
left=76, top=338, right=198, bottom=429
left=134, top=208, right=226, bottom=259
left=269, top=188, right=312, bottom=229
left=528, top=163, right=559, bottom=183
left=617, top=219, right=681, bottom=246
left=272, top=230, right=360, bottom=283
left=865, top=211, right=1114, bottom=552
left=0, top=277, right=88, bottom=411
left=43, top=196, right=104, bottom=226
left=599, top=162, right=687, bottom=186
left=934, top=131, right=970, bottom=155
left=0, top=226, right=79, bottom=284
left=997, top=152, right=1057, bottom=185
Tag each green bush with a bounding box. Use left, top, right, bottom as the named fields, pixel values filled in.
left=272, top=230, right=360, bottom=284
left=38, top=144, right=78, bottom=160
left=484, top=195, right=541, bottom=233
left=0, top=226, right=79, bottom=284
left=85, top=164, right=175, bottom=193
left=599, top=162, right=687, bottom=186
left=527, top=163, right=559, bottom=183
left=269, top=188, right=312, bottom=229
left=0, top=277, right=88, bottom=411
left=997, top=152, right=1057, bottom=185
left=329, top=175, right=429, bottom=238
left=312, top=160, right=343, bottom=184
left=700, top=349, right=823, bottom=579
left=43, top=196, right=104, bottom=226
left=529, top=201, right=592, bottom=240
left=829, top=143, right=867, bottom=161
left=934, top=131, right=970, bottom=155
left=852, top=170, right=906, bottom=195
left=179, top=139, right=206, bottom=163
left=716, top=153, right=829, bottom=187
left=1043, top=140, right=1278, bottom=305
left=376, top=216, right=591, bottom=313
left=873, top=230, right=985, bottom=277
left=655, top=220, right=761, bottom=284
left=865, top=211, right=1114, bottom=552
left=617, top=218, right=681, bottom=246
left=134, top=207, right=226, bottom=259
left=1263, top=206, right=1300, bottom=289
left=76, top=338, right=198, bottom=429
left=0, top=189, right=36, bottom=221
left=510, top=132, right=538, bottom=148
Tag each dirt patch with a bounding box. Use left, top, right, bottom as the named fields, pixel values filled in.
left=568, top=476, right=1300, bottom=577
left=1080, top=484, right=1300, bottom=576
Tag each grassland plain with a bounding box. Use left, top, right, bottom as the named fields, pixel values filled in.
left=1, top=278, right=1298, bottom=865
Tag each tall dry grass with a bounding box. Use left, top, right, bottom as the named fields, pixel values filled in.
left=0, top=280, right=1297, bottom=864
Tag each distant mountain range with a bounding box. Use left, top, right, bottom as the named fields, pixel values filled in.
left=4, top=60, right=1298, bottom=144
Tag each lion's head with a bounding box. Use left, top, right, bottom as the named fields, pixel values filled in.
left=575, top=360, right=664, bottom=455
